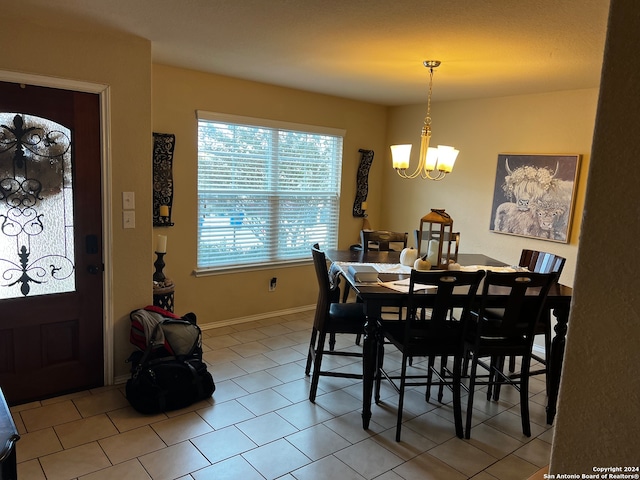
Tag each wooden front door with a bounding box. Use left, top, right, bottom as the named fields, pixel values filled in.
left=0, top=81, right=104, bottom=405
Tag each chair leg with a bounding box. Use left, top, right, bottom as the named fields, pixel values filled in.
left=329, top=332, right=336, bottom=351
left=452, top=354, right=464, bottom=438
left=425, top=356, right=435, bottom=401
left=395, top=354, right=409, bottom=442
left=437, top=355, right=448, bottom=402
left=309, top=332, right=327, bottom=403
left=305, top=328, right=318, bottom=376
left=465, top=354, right=480, bottom=439
left=520, top=354, right=532, bottom=437
left=492, top=356, right=506, bottom=401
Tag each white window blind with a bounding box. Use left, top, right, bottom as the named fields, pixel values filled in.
left=196, top=111, right=344, bottom=272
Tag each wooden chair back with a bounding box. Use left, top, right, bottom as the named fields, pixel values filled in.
left=519, top=250, right=566, bottom=277
left=360, top=230, right=408, bottom=252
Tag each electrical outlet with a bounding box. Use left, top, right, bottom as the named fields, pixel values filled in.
left=269, top=277, right=277, bottom=291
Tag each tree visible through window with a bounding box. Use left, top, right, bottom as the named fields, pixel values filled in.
left=196, top=111, right=344, bottom=271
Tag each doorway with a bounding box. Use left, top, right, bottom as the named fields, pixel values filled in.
left=0, top=80, right=105, bottom=405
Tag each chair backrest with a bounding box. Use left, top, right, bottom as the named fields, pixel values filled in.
left=311, top=244, right=340, bottom=328
left=519, top=249, right=566, bottom=276
left=473, top=271, right=558, bottom=344
left=405, top=270, right=485, bottom=346
left=414, top=229, right=460, bottom=260
left=360, top=230, right=408, bottom=252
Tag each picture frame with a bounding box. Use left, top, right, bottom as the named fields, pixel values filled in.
left=489, top=153, right=580, bottom=243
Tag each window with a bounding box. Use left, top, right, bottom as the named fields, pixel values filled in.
left=196, top=111, right=344, bottom=273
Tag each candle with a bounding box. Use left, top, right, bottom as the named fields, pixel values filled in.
left=159, top=205, right=170, bottom=217
left=156, top=234, right=167, bottom=253
left=426, top=239, right=439, bottom=265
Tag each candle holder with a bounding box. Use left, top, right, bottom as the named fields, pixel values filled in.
left=153, top=252, right=166, bottom=282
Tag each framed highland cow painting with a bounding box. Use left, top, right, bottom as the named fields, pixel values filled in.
left=489, top=153, right=580, bottom=243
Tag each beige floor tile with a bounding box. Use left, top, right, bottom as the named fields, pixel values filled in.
left=334, top=438, right=404, bottom=479
left=485, top=454, right=539, bottom=480
left=99, top=425, right=166, bottom=464
left=466, top=423, right=526, bottom=459
left=237, top=387, right=291, bottom=415
left=190, top=425, right=257, bottom=464
left=39, top=442, right=112, bottom=480
left=17, top=459, right=46, bottom=479
left=242, top=438, right=310, bottom=480
left=191, top=454, right=264, bottom=480
left=197, top=400, right=255, bottom=430
left=393, top=452, right=468, bottom=480
left=429, top=437, right=499, bottom=477
left=323, top=410, right=385, bottom=443
left=286, top=423, right=351, bottom=460
left=16, top=427, right=63, bottom=462
left=258, top=334, right=298, bottom=350
left=230, top=340, right=273, bottom=358
left=202, top=333, right=240, bottom=350
left=232, top=370, right=283, bottom=393
left=73, top=389, right=130, bottom=417
left=483, top=410, right=547, bottom=440
left=80, top=458, right=152, bottom=479
left=232, top=353, right=279, bottom=373
left=513, top=438, right=552, bottom=468
left=20, top=400, right=81, bottom=431
left=139, top=441, right=210, bottom=480
left=202, top=347, right=244, bottom=365
left=236, top=411, right=298, bottom=446
left=291, top=454, right=365, bottom=480
left=54, top=413, right=119, bottom=449
left=276, top=398, right=335, bottom=430
left=150, top=411, right=213, bottom=445
left=230, top=329, right=269, bottom=343
left=263, top=346, right=306, bottom=365
left=371, top=426, right=438, bottom=461
left=107, top=406, right=168, bottom=432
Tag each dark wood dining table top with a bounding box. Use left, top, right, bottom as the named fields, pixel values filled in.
left=325, top=249, right=572, bottom=300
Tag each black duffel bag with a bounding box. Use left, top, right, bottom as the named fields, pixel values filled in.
left=126, top=319, right=215, bottom=414
left=126, top=356, right=215, bottom=414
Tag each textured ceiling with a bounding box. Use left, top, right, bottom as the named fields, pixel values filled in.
left=13, top=0, right=611, bottom=105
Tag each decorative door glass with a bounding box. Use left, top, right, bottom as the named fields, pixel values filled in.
left=0, top=113, right=75, bottom=299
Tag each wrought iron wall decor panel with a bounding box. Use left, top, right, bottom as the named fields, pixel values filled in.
left=0, top=113, right=75, bottom=298
left=153, top=132, right=175, bottom=226
left=352, top=149, right=374, bottom=217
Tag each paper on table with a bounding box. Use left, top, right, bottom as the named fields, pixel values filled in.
left=380, top=277, right=437, bottom=293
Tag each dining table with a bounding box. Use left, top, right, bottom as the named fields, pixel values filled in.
left=325, top=249, right=573, bottom=430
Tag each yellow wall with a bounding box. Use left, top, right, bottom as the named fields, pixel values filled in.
left=152, top=64, right=387, bottom=326
left=382, top=89, right=599, bottom=287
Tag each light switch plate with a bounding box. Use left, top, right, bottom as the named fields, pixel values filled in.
left=122, top=191, right=135, bottom=210
left=123, top=211, right=135, bottom=228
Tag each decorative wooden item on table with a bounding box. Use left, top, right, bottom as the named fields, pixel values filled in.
left=418, top=209, right=454, bottom=269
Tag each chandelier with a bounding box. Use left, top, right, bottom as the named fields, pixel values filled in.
left=391, top=60, right=459, bottom=180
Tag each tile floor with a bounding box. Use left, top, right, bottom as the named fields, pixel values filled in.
left=11, top=310, right=553, bottom=480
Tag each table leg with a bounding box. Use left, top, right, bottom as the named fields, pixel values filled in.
left=361, top=316, right=378, bottom=429
left=546, top=305, right=569, bottom=424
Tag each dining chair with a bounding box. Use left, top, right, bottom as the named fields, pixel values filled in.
left=507, top=249, right=566, bottom=388
left=375, top=269, right=485, bottom=441
left=360, top=230, right=408, bottom=252
left=463, top=271, right=558, bottom=439
left=413, top=229, right=460, bottom=261
left=342, top=230, right=408, bottom=317
left=306, top=244, right=366, bottom=402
